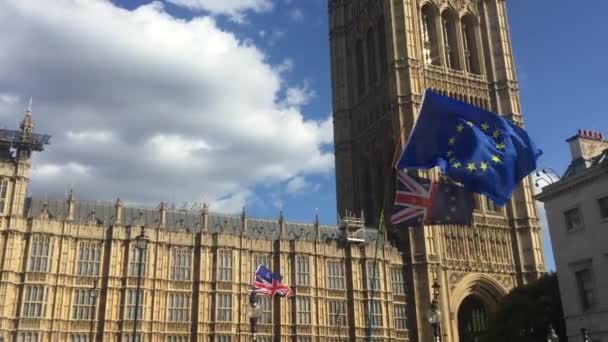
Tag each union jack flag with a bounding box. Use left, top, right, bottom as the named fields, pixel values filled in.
left=391, top=170, right=474, bottom=227
left=253, top=265, right=294, bottom=298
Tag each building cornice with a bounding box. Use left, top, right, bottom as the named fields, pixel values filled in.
left=535, top=163, right=608, bottom=202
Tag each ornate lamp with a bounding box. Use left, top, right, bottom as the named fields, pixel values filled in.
left=546, top=324, right=559, bottom=342
left=248, top=288, right=262, bottom=342
left=427, top=280, right=442, bottom=342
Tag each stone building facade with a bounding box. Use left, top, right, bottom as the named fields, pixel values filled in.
left=329, top=0, right=545, bottom=341
left=536, top=130, right=608, bottom=342
left=1, top=112, right=406, bottom=342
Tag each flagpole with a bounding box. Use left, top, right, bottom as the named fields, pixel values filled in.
left=366, top=209, right=384, bottom=342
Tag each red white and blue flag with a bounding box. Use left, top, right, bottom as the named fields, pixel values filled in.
left=253, top=265, right=294, bottom=298
left=391, top=170, right=474, bottom=227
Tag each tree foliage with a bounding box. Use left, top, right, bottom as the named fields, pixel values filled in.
left=483, top=273, right=567, bottom=342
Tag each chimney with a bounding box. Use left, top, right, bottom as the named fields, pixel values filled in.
left=567, top=129, right=608, bottom=160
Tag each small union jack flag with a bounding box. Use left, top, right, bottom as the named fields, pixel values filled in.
left=253, top=265, right=294, bottom=298
left=391, top=170, right=474, bottom=227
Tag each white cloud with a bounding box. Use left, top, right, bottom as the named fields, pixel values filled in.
left=67, top=130, right=113, bottom=142
left=0, top=0, right=333, bottom=212
left=0, top=93, right=19, bottom=105
left=284, top=83, right=315, bottom=107
left=166, top=0, right=272, bottom=22
left=288, top=8, right=304, bottom=22
left=286, top=175, right=320, bottom=194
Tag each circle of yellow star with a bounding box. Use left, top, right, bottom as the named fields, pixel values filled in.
left=467, top=163, right=477, bottom=172
left=447, top=150, right=454, bottom=157
left=481, top=123, right=489, bottom=131
left=492, top=130, right=501, bottom=138
left=496, top=143, right=506, bottom=150
left=448, top=137, right=456, bottom=145
left=456, top=124, right=464, bottom=133
left=452, top=161, right=462, bottom=168
left=491, top=155, right=502, bottom=163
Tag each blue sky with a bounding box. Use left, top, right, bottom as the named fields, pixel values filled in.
left=4, top=1, right=607, bottom=271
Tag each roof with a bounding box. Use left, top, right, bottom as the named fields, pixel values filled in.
left=536, top=148, right=608, bottom=201
left=24, top=197, right=382, bottom=243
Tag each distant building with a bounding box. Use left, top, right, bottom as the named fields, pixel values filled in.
left=537, top=129, right=608, bottom=342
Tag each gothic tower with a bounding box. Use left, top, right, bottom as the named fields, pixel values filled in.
left=329, top=1, right=545, bottom=342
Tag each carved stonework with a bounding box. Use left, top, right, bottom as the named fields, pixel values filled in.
left=448, top=271, right=467, bottom=291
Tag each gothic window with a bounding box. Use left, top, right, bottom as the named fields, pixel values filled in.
left=167, top=292, right=190, bottom=322
left=22, top=285, right=46, bottom=318
left=171, top=247, right=192, bottom=281
left=18, top=332, right=40, bottom=342
left=421, top=5, right=441, bottom=66
left=296, top=338, right=311, bottom=342
left=260, top=296, right=272, bottom=324
left=462, top=15, right=481, bottom=74
left=327, top=260, right=345, bottom=289
left=366, top=261, right=380, bottom=290
left=377, top=16, right=388, bottom=75
left=391, top=267, right=405, bottom=294
left=29, top=235, right=50, bottom=272
left=441, top=10, right=462, bottom=70
left=70, top=335, right=91, bottom=342
left=0, top=178, right=7, bottom=214
left=77, top=242, right=101, bottom=276
left=252, top=253, right=271, bottom=274
left=367, top=301, right=383, bottom=327
left=215, top=336, right=231, bottom=342
left=328, top=300, right=347, bottom=326
left=123, top=334, right=141, bottom=342
left=356, top=38, right=366, bottom=94
left=125, top=289, right=144, bottom=320
left=296, top=296, right=312, bottom=324
left=128, top=246, right=146, bottom=277
left=217, top=249, right=233, bottom=282
left=296, top=255, right=310, bottom=286
left=485, top=197, right=502, bottom=214
left=366, top=28, right=378, bottom=85
left=216, top=293, right=232, bottom=322
left=394, top=304, right=407, bottom=330
left=166, top=336, right=189, bottom=342
left=72, top=289, right=97, bottom=320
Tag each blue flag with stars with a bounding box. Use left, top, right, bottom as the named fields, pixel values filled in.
left=396, top=89, right=541, bottom=206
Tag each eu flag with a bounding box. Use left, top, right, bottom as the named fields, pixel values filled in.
left=396, top=89, right=541, bottom=206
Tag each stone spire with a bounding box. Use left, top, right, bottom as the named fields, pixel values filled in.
left=20, top=97, right=34, bottom=135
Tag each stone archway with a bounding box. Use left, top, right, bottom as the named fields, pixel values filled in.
left=447, top=274, right=509, bottom=342
left=457, top=295, right=488, bottom=342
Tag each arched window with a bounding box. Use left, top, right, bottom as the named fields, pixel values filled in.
left=377, top=16, right=388, bottom=75
left=462, top=15, right=481, bottom=74
left=421, top=5, right=441, bottom=66
left=441, top=10, right=462, bottom=70
left=356, top=38, right=366, bottom=94
left=366, top=28, right=378, bottom=85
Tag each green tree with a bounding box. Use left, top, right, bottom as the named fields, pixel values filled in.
left=483, top=273, right=567, bottom=342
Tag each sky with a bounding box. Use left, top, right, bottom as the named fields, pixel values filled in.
left=1, top=0, right=606, bottom=271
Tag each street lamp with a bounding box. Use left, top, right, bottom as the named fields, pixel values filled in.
left=89, top=279, right=98, bottom=341
left=132, top=226, right=149, bottom=342
left=248, top=286, right=262, bottom=342
left=580, top=328, right=589, bottom=342
left=426, top=280, right=442, bottom=342
left=546, top=324, right=559, bottom=342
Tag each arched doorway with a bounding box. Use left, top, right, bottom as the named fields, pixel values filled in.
left=457, top=295, right=488, bottom=342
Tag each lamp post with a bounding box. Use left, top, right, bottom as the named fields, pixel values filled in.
left=248, top=286, right=262, bottom=342
left=580, top=328, right=589, bottom=342
left=546, top=324, right=559, bottom=342
left=427, top=280, right=441, bottom=342
left=132, top=226, right=149, bottom=342
left=89, top=279, right=98, bottom=341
